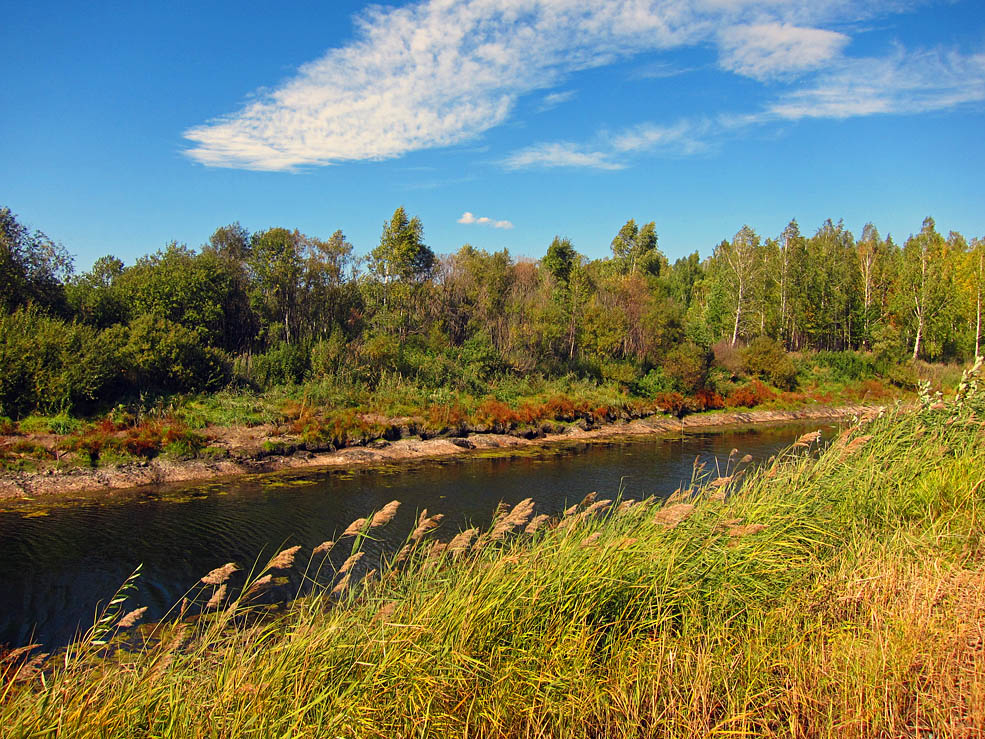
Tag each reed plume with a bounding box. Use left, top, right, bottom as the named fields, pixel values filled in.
left=205, top=584, right=227, bottom=610
left=331, top=573, right=352, bottom=596
left=410, top=511, right=445, bottom=542
left=200, top=562, right=238, bottom=586
left=615, top=500, right=636, bottom=514
left=341, top=517, right=368, bottom=538
left=370, top=500, right=401, bottom=528
left=244, top=574, right=274, bottom=597
left=654, top=503, right=694, bottom=528
left=267, top=545, right=301, bottom=571
left=524, top=514, right=550, bottom=534
left=116, top=607, right=147, bottom=629
left=338, top=551, right=364, bottom=575
left=313, top=540, right=335, bottom=557
left=580, top=532, right=601, bottom=548
left=582, top=499, right=612, bottom=517
left=447, top=528, right=478, bottom=557
left=489, top=498, right=535, bottom=541
left=793, top=430, right=821, bottom=448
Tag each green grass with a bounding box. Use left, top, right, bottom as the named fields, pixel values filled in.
left=2, top=367, right=982, bottom=737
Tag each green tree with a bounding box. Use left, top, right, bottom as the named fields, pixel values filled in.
left=897, top=217, right=958, bottom=360
left=0, top=206, right=73, bottom=315
left=369, top=207, right=434, bottom=285
left=610, top=219, right=664, bottom=276
left=543, top=236, right=577, bottom=285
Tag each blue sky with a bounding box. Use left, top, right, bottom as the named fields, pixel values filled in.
left=3, top=0, right=984, bottom=271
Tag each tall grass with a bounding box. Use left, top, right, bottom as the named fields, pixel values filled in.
left=2, top=367, right=984, bottom=737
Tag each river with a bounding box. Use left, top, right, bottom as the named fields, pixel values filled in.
left=0, top=421, right=834, bottom=649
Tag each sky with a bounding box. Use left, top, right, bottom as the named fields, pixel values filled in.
left=2, top=0, right=984, bottom=271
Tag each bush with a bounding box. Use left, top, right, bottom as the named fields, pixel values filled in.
left=725, top=379, right=776, bottom=408
left=741, top=337, right=797, bottom=390
left=812, top=351, right=878, bottom=383
left=0, top=307, right=123, bottom=418
left=662, top=341, right=711, bottom=395
left=245, top=341, right=309, bottom=388
left=634, top=368, right=673, bottom=398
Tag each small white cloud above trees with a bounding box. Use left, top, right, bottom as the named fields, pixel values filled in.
left=458, top=212, right=514, bottom=229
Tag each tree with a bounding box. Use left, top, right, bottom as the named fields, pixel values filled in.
left=247, top=228, right=307, bottom=344
left=543, top=236, right=577, bottom=285
left=0, top=206, right=73, bottom=315
left=969, top=238, right=985, bottom=359
left=66, top=255, right=127, bottom=328
left=369, top=207, right=434, bottom=285
left=711, top=225, right=762, bottom=346
left=897, top=217, right=957, bottom=360
left=610, top=219, right=664, bottom=276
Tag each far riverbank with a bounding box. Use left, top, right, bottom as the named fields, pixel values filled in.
left=0, top=403, right=882, bottom=503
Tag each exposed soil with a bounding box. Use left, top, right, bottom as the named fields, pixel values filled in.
left=0, top=404, right=881, bottom=502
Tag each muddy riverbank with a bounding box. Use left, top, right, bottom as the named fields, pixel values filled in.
left=0, top=404, right=881, bottom=501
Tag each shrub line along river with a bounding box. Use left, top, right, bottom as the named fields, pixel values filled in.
left=0, top=416, right=851, bottom=649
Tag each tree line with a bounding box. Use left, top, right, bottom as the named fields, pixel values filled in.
left=1, top=204, right=982, bottom=417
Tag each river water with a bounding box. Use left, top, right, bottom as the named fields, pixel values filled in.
left=0, top=421, right=834, bottom=649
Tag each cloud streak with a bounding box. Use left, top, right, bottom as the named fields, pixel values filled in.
left=183, top=0, right=919, bottom=171
left=503, top=42, right=985, bottom=170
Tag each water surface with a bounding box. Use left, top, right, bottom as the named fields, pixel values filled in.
left=0, top=421, right=834, bottom=648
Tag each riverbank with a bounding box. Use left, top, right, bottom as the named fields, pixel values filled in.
left=2, top=378, right=980, bottom=735
left=0, top=403, right=882, bottom=501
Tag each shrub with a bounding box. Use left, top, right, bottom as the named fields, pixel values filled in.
left=0, top=307, right=123, bottom=418
left=812, top=351, right=878, bottom=383
left=711, top=339, right=744, bottom=375
left=725, top=379, right=776, bottom=408
left=242, top=341, right=309, bottom=389
left=121, top=315, right=230, bottom=393
left=633, top=368, right=673, bottom=398
left=662, top=341, right=711, bottom=395
left=741, top=337, right=797, bottom=390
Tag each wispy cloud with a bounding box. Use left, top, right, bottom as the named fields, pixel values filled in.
left=503, top=41, right=985, bottom=170
left=768, top=45, right=985, bottom=119
left=458, top=211, right=514, bottom=229
left=718, top=23, right=850, bottom=80
left=536, top=90, right=576, bottom=112
left=500, top=142, right=625, bottom=171
left=183, top=0, right=918, bottom=171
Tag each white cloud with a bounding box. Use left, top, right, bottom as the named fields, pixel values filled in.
left=183, top=0, right=916, bottom=171
left=718, top=23, right=850, bottom=80
left=768, top=45, right=985, bottom=119
left=503, top=42, right=985, bottom=170
left=458, top=211, right=514, bottom=229
left=500, top=142, right=626, bottom=171
left=537, top=90, right=577, bottom=112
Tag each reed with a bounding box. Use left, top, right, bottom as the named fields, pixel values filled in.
left=2, top=367, right=983, bottom=738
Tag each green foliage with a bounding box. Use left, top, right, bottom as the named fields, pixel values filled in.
left=369, top=207, right=434, bottom=284
left=810, top=350, right=878, bottom=383
left=120, top=314, right=230, bottom=393
left=0, top=207, right=73, bottom=315
left=634, top=367, right=674, bottom=398
left=247, top=342, right=311, bottom=388
left=661, top=341, right=711, bottom=394
left=741, top=336, right=798, bottom=390
left=0, top=307, right=122, bottom=418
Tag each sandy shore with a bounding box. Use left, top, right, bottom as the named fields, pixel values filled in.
left=0, top=404, right=880, bottom=501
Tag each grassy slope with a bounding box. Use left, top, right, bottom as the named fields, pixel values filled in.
left=2, top=376, right=983, bottom=737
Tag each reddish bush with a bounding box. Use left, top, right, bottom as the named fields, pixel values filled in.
left=725, top=380, right=775, bottom=408
left=653, top=392, right=687, bottom=417
left=542, top=395, right=576, bottom=422
left=691, top=388, right=725, bottom=411
left=475, top=399, right=518, bottom=429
